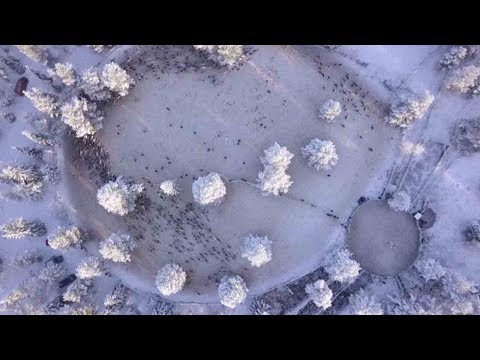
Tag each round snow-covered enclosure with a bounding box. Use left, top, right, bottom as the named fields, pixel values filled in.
left=62, top=45, right=402, bottom=302
left=347, top=200, right=420, bottom=277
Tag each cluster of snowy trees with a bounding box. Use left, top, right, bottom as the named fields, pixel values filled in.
left=257, top=143, right=294, bottom=196
left=192, top=172, right=226, bottom=206
left=385, top=91, right=434, bottom=128
left=193, top=45, right=245, bottom=68
left=301, top=139, right=338, bottom=171
left=241, top=234, right=272, bottom=268
left=97, top=176, right=144, bottom=216
left=387, top=191, right=411, bottom=212
left=319, top=99, right=342, bottom=122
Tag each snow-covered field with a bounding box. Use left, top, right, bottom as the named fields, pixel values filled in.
left=1, top=44, right=480, bottom=315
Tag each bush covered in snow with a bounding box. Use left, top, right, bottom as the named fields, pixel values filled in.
left=324, top=248, right=361, bottom=283
left=159, top=180, right=179, bottom=196
left=76, top=256, right=106, bottom=279
left=348, top=289, right=383, bottom=315
left=192, top=172, right=226, bottom=206
left=447, top=65, right=480, bottom=93
left=15, top=45, right=48, bottom=64
left=155, top=263, right=187, bottom=296
left=50, top=63, right=76, bottom=86
left=257, top=143, right=293, bottom=196
left=464, top=220, right=480, bottom=243
left=99, top=233, right=137, bottom=263
left=24, top=88, right=60, bottom=118
left=97, top=176, right=144, bottom=216
left=415, top=257, right=447, bottom=282
left=102, top=62, right=134, bottom=97
left=0, top=218, right=47, bottom=239
left=241, top=234, right=272, bottom=268
left=49, top=226, right=84, bottom=250
left=39, top=262, right=66, bottom=284
left=319, top=99, right=342, bottom=122
left=385, top=91, right=434, bottom=128
left=387, top=191, right=411, bottom=212
left=63, top=281, right=90, bottom=303
left=194, top=45, right=245, bottom=68
left=61, top=97, right=104, bottom=138
left=305, top=279, right=333, bottom=310
left=301, top=139, right=338, bottom=171
left=218, top=275, right=248, bottom=309
left=440, top=46, right=468, bottom=69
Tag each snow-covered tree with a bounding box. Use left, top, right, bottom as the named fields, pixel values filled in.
left=257, top=143, right=294, bottom=196
left=76, top=256, right=106, bottom=279
left=50, top=63, right=76, bottom=86
left=104, top=283, right=129, bottom=314
left=464, top=220, right=480, bottom=243
left=301, top=139, right=339, bottom=171
left=101, top=62, right=134, bottom=97
left=15, top=45, right=48, bottom=64
left=159, top=180, right=179, bottom=196
left=12, top=146, right=43, bottom=161
left=192, top=172, right=226, bottom=206
left=97, top=176, right=144, bottom=216
left=447, top=65, right=480, bottom=93
left=305, top=279, right=333, bottom=310
left=324, top=248, right=361, bottom=283
left=257, top=165, right=293, bottom=196
left=440, top=46, right=468, bottom=69
left=250, top=298, right=272, bottom=315
left=61, top=97, right=104, bottom=138
left=450, top=117, right=480, bottom=154
left=442, top=271, right=477, bottom=298
left=22, top=130, right=55, bottom=147
left=99, top=233, right=137, bottom=263
left=387, top=191, right=411, bottom=212
left=0, top=218, right=47, bottom=239
left=415, top=257, right=446, bottom=282
left=24, top=88, right=60, bottom=118
left=88, top=45, right=112, bottom=53
left=49, top=226, right=84, bottom=250
left=38, top=262, right=66, bottom=284
left=63, top=280, right=90, bottom=303
left=80, top=67, right=112, bottom=102
left=152, top=300, right=174, bottom=315
left=241, top=234, right=272, bottom=268
left=65, top=303, right=97, bottom=315
left=348, top=289, right=383, bottom=315
left=14, top=180, right=45, bottom=201
left=0, top=276, right=45, bottom=314
left=155, top=263, right=187, bottom=296
left=319, top=99, right=342, bottom=122
left=13, top=248, right=42, bottom=267
left=193, top=45, right=245, bottom=68
left=385, top=91, right=434, bottom=128
left=218, top=275, right=249, bottom=309
left=0, top=164, right=43, bottom=185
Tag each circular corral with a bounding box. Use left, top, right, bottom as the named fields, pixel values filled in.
left=347, top=199, right=420, bottom=277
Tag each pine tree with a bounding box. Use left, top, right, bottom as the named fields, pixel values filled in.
left=0, top=218, right=47, bottom=239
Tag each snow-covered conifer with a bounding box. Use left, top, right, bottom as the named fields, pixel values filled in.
left=61, top=97, right=104, bottom=138
left=301, top=139, right=338, bottom=171
left=50, top=63, right=76, bottom=86
left=22, top=130, right=55, bottom=147
left=99, top=233, right=137, bottom=263
left=63, top=280, right=90, bottom=303
left=447, top=65, right=480, bottom=93
left=24, top=88, right=60, bottom=118
left=80, top=67, right=112, bottom=102
left=385, top=91, right=434, bottom=128
left=104, top=283, right=129, bottom=314
left=38, top=262, right=66, bottom=284
left=440, top=46, right=468, bottom=69
left=348, top=289, right=383, bottom=315
left=15, top=45, right=48, bottom=64
left=415, top=257, right=446, bottom=282
left=319, top=99, right=342, bottom=122
left=0, top=218, right=47, bottom=239
left=0, top=164, right=42, bottom=185
left=192, top=172, right=226, bottom=206
left=49, top=226, right=84, bottom=250
left=250, top=298, right=272, bottom=315
left=76, top=256, right=106, bottom=279
left=241, top=234, right=272, bottom=268
left=155, top=263, right=187, bottom=296
left=324, top=248, right=361, bottom=283
left=14, top=180, right=45, bottom=200
left=305, top=279, right=333, bottom=310
left=97, top=176, right=144, bottom=216
left=218, top=275, right=248, bottom=309
left=13, top=248, right=42, bottom=267
left=159, top=180, right=179, bottom=196
left=387, top=191, right=411, bottom=212
left=66, top=303, right=97, bottom=315
left=101, top=62, right=134, bottom=97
